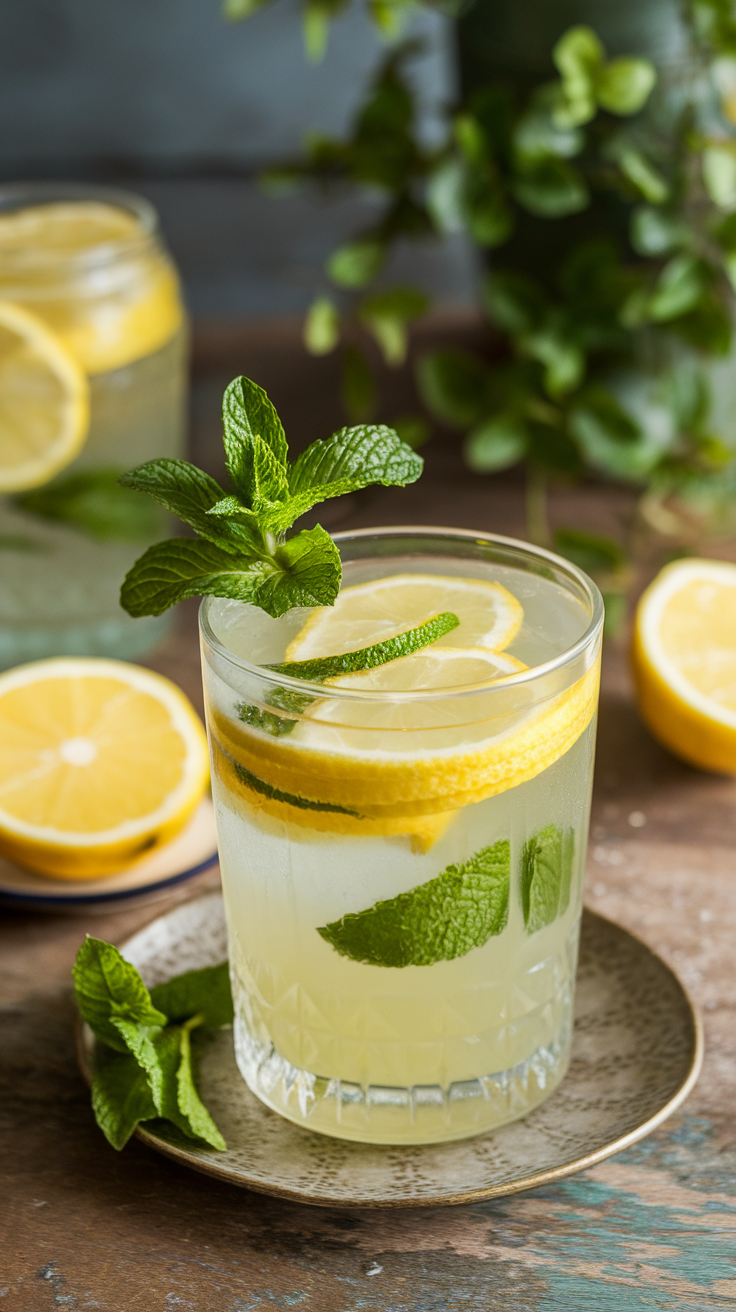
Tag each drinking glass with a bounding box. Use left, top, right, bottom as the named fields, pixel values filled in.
left=200, top=527, right=603, bottom=1144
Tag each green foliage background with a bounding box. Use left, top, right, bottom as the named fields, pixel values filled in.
left=229, top=0, right=736, bottom=621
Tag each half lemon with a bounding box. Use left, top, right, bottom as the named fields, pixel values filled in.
left=632, top=557, right=736, bottom=774
left=0, top=658, right=210, bottom=878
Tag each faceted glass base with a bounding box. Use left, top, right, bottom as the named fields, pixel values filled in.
left=233, top=1011, right=572, bottom=1145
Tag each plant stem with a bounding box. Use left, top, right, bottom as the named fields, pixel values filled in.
left=525, top=464, right=551, bottom=548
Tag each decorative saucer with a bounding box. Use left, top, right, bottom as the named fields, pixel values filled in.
left=0, top=798, right=218, bottom=912
left=77, top=891, right=702, bottom=1207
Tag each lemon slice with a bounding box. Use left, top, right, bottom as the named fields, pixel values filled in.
left=0, top=658, right=209, bottom=879
left=632, top=558, right=736, bottom=774
left=0, top=300, right=89, bottom=492
left=0, top=202, right=183, bottom=374
left=324, top=645, right=527, bottom=694
left=285, top=574, right=524, bottom=661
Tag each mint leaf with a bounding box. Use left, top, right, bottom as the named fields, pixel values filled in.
left=318, top=840, right=511, bottom=967
left=229, top=755, right=362, bottom=816
left=222, top=377, right=288, bottom=499
left=119, top=374, right=424, bottom=620
left=150, top=962, right=233, bottom=1029
left=250, top=525, right=342, bottom=614
left=15, top=469, right=162, bottom=543
left=521, top=824, right=575, bottom=934
left=75, top=939, right=228, bottom=1152
left=288, top=424, right=422, bottom=507
left=119, top=538, right=275, bottom=618
left=91, top=1045, right=157, bottom=1150
left=176, top=1020, right=227, bottom=1150
left=238, top=612, right=460, bottom=737
left=73, top=937, right=167, bottom=1052
left=119, top=460, right=258, bottom=554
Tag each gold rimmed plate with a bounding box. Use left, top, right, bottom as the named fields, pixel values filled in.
left=78, top=892, right=702, bottom=1208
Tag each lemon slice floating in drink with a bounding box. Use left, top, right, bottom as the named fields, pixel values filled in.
left=0, top=658, right=209, bottom=878
left=285, top=574, right=524, bottom=660
left=215, top=575, right=599, bottom=844
left=633, top=558, right=736, bottom=774
left=0, top=300, right=89, bottom=492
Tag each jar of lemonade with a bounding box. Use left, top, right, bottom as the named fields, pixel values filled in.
left=0, top=183, right=187, bottom=668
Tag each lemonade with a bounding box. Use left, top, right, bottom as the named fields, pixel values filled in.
left=200, top=528, right=603, bottom=1145
left=0, top=186, right=186, bottom=668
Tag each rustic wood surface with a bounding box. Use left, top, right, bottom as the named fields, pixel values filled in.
left=1, top=341, right=735, bottom=1310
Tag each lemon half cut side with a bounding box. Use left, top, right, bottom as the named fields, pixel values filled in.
left=0, top=300, right=89, bottom=492
left=0, top=658, right=210, bottom=878
left=632, top=558, right=736, bottom=775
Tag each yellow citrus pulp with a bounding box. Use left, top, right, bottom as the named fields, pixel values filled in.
left=0, top=658, right=209, bottom=879
left=285, top=574, right=524, bottom=659
left=213, top=576, right=599, bottom=849
left=0, top=202, right=183, bottom=374
left=632, top=558, right=736, bottom=774
left=0, top=301, right=89, bottom=492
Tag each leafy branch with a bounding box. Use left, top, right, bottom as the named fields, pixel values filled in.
left=118, top=376, right=423, bottom=618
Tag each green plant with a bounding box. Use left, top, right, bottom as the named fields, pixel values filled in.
left=228, top=3, right=736, bottom=621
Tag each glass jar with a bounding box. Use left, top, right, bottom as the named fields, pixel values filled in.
left=0, top=182, right=187, bottom=667
left=200, top=527, right=604, bottom=1145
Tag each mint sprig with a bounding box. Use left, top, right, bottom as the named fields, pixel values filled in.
left=237, top=611, right=460, bottom=737
left=119, top=376, right=423, bottom=619
left=317, top=840, right=511, bottom=967
left=74, top=937, right=232, bottom=1151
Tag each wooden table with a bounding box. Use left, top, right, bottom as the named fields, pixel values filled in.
left=2, top=351, right=736, bottom=1310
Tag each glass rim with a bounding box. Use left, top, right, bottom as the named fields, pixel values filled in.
left=0, top=181, right=161, bottom=271
left=199, top=525, right=605, bottom=705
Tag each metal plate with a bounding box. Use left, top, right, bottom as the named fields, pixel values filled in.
left=79, top=891, right=702, bottom=1208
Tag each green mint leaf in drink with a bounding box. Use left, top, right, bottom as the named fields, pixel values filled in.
left=237, top=612, right=460, bottom=737
left=150, top=962, right=234, bottom=1029
left=317, top=840, right=511, bottom=967
left=73, top=937, right=167, bottom=1052
left=521, top=823, right=575, bottom=934
left=14, top=469, right=162, bottom=543
left=119, top=374, right=423, bottom=620
left=91, top=1046, right=158, bottom=1151
left=267, top=611, right=459, bottom=682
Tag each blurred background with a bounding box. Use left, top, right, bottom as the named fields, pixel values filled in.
left=0, top=0, right=473, bottom=319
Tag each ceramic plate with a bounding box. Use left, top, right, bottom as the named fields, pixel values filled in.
left=78, top=892, right=702, bottom=1208
left=0, top=799, right=218, bottom=911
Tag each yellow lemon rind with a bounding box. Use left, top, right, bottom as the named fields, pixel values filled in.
left=632, top=626, right=736, bottom=776
left=632, top=559, right=736, bottom=776
left=212, top=660, right=600, bottom=830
